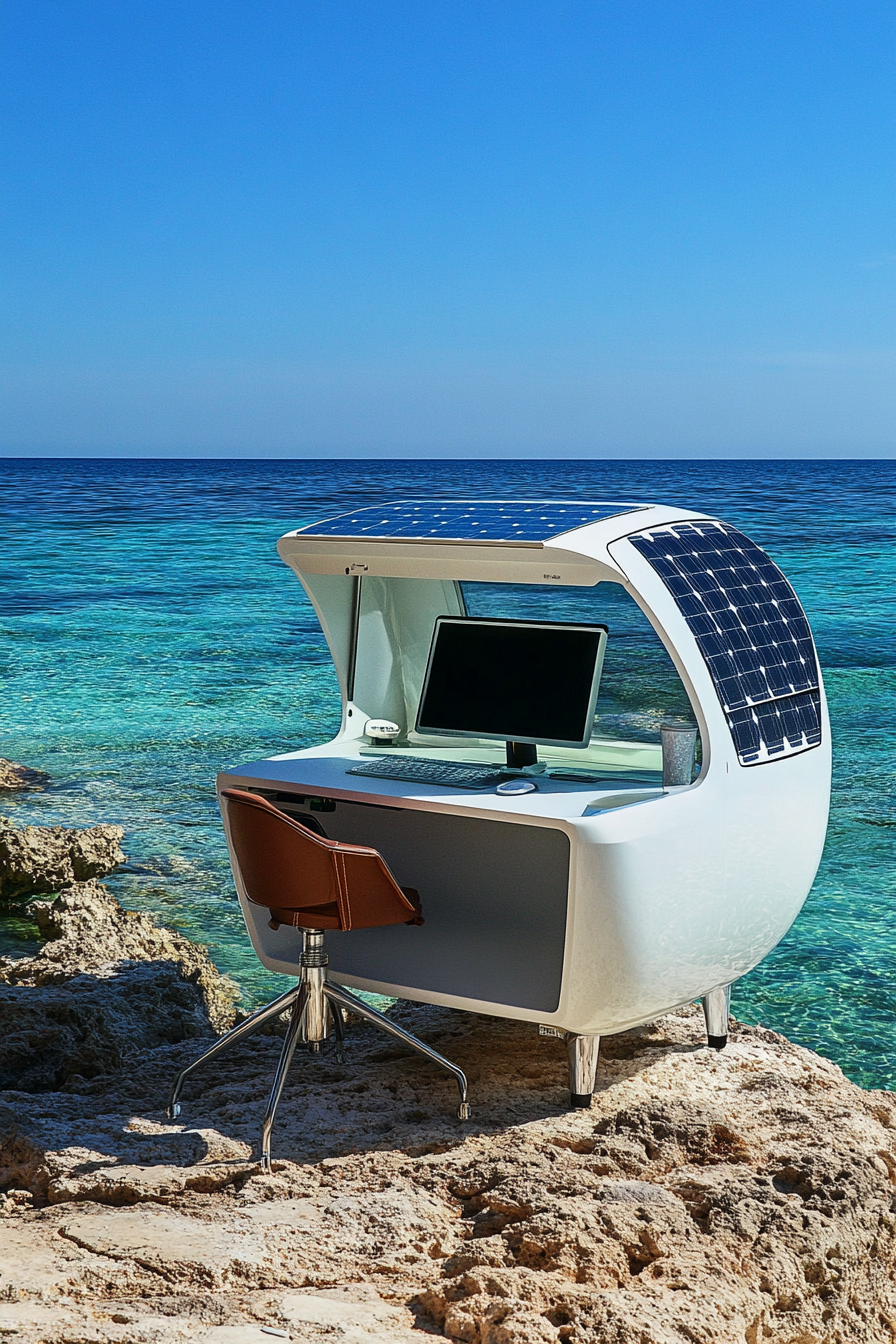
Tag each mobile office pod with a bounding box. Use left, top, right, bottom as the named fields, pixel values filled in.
left=218, top=500, right=831, bottom=1103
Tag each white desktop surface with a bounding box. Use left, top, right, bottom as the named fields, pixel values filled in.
left=218, top=739, right=663, bottom=823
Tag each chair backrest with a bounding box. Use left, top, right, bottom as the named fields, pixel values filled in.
left=220, top=788, right=420, bottom=931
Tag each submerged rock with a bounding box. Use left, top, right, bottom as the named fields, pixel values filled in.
left=0, top=816, right=125, bottom=902
left=0, top=880, right=239, bottom=1090
left=0, top=759, right=50, bottom=793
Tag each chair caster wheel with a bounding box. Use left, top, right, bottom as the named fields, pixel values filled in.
left=457, top=1102, right=471, bottom=1121
left=167, top=1103, right=181, bottom=1120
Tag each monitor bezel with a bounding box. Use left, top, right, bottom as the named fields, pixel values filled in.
left=415, top=615, right=608, bottom=750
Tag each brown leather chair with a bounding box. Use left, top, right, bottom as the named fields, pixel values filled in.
left=225, top=786, right=425, bottom=933
left=168, top=788, right=470, bottom=1168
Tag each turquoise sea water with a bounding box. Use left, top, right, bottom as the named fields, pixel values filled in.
left=0, top=459, right=893, bottom=1088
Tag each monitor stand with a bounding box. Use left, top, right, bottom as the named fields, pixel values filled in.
left=506, top=741, right=539, bottom=770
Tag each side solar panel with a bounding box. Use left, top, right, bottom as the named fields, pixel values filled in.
left=629, top=521, right=822, bottom=766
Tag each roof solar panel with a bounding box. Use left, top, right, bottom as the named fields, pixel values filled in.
left=296, top=499, right=641, bottom=543
left=629, top=520, right=822, bottom=766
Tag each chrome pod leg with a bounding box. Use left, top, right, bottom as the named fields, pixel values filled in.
left=167, top=983, right=301, bottom=1120
left=324, top=982, right=471, bottom=1120
left=260, top=982, right=309, bottom=1171
left=702, top=984, right=732, bottom=1049
left=566, top=1033, right=600, bottom=1109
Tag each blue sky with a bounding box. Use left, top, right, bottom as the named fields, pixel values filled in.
left=1, top=1, right=893, bottom=457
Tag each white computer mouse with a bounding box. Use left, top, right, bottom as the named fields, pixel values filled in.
left=496, top=779, right=538, bottom=795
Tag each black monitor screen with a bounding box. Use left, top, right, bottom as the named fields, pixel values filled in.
left=416, top=617, right=607, bottom=748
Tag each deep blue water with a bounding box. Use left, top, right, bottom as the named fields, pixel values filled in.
left=0, top=458, right=893, bottom=1088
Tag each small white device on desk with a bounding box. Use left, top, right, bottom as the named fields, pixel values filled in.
left=215, top=499, right=831, bottom=1108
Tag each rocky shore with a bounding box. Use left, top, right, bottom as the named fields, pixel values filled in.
left=1, top=772, right=895, bottom=1343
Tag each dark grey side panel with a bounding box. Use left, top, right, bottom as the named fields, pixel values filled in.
left=279, top=799, right=569, bottom=1012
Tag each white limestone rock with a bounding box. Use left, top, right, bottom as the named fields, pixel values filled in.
left=0, top=1002, right=894, bottom=1342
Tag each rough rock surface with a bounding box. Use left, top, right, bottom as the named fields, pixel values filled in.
left=1, top=1001, right=894, bottom=1343
left=0, top=960, right=233, bottom=1093
left=0, top=758, right=50, bottom=792
left=0, top=881, right=239, bottom=1089
left=5, top=878, right=239, bottom=1028
left=0, top=815, right=125, bottom=901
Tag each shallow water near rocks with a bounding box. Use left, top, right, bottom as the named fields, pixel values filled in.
left=0, top=458, right=893, bottom=1087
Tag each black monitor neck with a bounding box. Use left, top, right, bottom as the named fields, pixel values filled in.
left=506, top=741, right=538, bottom=769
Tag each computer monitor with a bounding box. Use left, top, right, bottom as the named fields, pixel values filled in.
left=416, top=616, right=608, bottom=756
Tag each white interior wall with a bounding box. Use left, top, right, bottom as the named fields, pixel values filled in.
left=350, top=576, right=465, bottom=731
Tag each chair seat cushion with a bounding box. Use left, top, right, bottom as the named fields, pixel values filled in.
left=268, top=889, right=423, bottom=931
left=268, top=901, right=342, bottom=930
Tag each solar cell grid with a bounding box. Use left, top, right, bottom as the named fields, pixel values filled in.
left=296, top=499, right=641, bottom=542
left=629, top=520, right=822, bottom=766
left=726, top=691, right=822, bottom=763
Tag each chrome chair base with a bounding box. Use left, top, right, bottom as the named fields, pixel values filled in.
left=167, top=982, right=301, bottom=1120
left=167, top=930, right=471, bottom=1168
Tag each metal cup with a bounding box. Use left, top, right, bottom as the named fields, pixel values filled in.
left=661, top=722, right=698, bottom=788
